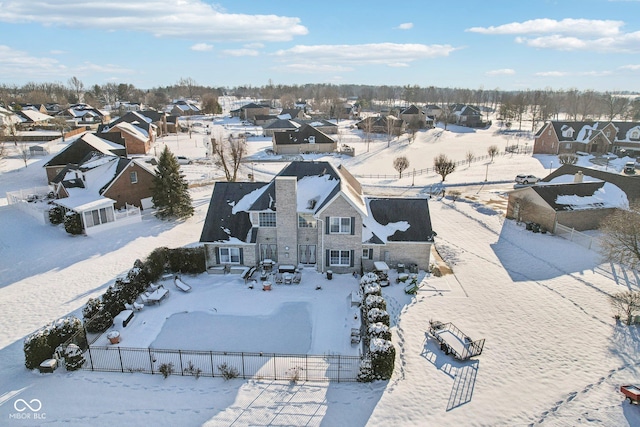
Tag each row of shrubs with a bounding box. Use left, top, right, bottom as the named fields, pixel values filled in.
left=23, top=316, right=87, bottom=370
left=84, top=246, right=206, bottom=333
left=48, top=206, right=83, bottom=235
left=24, top=245, right=206, bottom=370
left=357, top=272, right=395, bottom=382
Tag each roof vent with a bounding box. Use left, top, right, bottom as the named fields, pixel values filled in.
left=574, top=171, right=584, bottom=183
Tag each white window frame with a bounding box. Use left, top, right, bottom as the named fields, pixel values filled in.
left=632, top=131, right=640, bottom=139
left=329, top=250, right=351, bottom=266
left=130, top=171, right=138, bottom=184
left=362, top=248, right=372, bottom=260
left=84, top=207, right=115, bottom=228
left=259, top=212, right=276, bottom=227
left=329, top=217, right=351, bottom=234
left=219, top=247, right=241, bottom=264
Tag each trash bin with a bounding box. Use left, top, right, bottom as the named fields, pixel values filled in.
left=326, top=270, right=333, bottom=280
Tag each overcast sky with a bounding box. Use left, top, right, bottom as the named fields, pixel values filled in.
left=1, top=0, right=639, bottom=92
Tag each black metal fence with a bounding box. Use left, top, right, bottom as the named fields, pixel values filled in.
left=81, top=346, right=362, bottom=382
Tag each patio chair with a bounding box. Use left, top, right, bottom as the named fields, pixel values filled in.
left=275, top=272, right=283, bottom=284
left=293, top=272, right=301, bottom=284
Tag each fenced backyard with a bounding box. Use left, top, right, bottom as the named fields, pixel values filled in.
left=81, top=346, right=362, bottom=382
left=554, top=223, right=599, bottom=251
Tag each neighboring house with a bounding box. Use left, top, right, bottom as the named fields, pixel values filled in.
left=230, top=102, right=270, bottom=122
left=58, top=104, right=109, bottom=126
left=253, top=114, right=278, bottom=127
left=199, top=161, right=435, bottom=274
left=263, top=119, right=300, bottom=137
left=99, top=111, right=157, bottom=144
left=294, top=119, right=338, bottom=135
left=102, top=121, right=152, bottom=155
left=533, top=121, right=640, bottom=156
left=399, top=104, right=427, bottom=129
left=272, top=124, right=336, bottom=155
left=279, top=108, right=305, bottom=120
left=169, top=100, right=201, bottom=116
left=506, top=165, right=633, bottom=232
left=15, top=109, right=52, bottom=127
left=450, top=104, right=483, bottom=127
left=50, top=153, right=156, bottom=234
left=43, top=132, right=126, bottom=183
left=424, top=104, right=442, bottom=118
left=356, top=115, right=405, bottom=135
left=19, top=103, right=49, bottom=114
left=294, top=100, right=309, bottom=113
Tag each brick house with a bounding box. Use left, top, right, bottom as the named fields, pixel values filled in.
left=199, top=161, right=435, bottom=274
left=533, top=121, right=640, bottom=156
left=272, top=124, right=337, bottom=155
left=50, top=153, right=156, bottom=234
left=399, top=104, right=427, bottom=129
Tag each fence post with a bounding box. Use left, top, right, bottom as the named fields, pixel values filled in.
left=273, top=354, right=277, bottom=380
left=179, top=350, right=183, bottom=376
left=337, top=355, right=341, bottom=382
left=87, top=346, right=94, bottom=371
left=305, top=355, right=308, bottom=381
left=118, top=347, right=124, bottom=373
left=149, top=348, right=154, bottom=374
left=241, top=352, right=246, bottom=379
left=210, top=351, right=215, bottom=378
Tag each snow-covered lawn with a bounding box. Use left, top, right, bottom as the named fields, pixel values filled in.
left=2, top=118, right=640, bottom=426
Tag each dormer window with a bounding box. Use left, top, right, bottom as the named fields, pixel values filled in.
left=561, top=127, right=575, bottom=138
left=632, top=130, right=640, bottom=140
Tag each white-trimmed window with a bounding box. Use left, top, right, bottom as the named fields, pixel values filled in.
left=329, top=217, right=351, bottom=234
left=298, top=213, right=317, bottom=228
left=259, top=212, right=276, bottom=227
left=632, top=130, right=640, bottom=139
left=330, top=250, right=351, bottom=266
left=84, top=207, right=115, bottom=228
left=362, top=248, right=373, bottom=260
left=130, top=171, right=138, bottom=184
left=219, top=247, right=241, bottom=264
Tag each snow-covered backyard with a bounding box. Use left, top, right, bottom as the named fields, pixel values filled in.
left=1, top=117, right=640, bottom=426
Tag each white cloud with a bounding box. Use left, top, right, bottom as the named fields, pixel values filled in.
left=388, top=63, right=410, bottom=68
left=221, top=49, right=259, bottom=57
left=0, top=1, right=308, bottom=42
left=0, top=45, right=67, bottom=79
left=191, top=43, right=213, bottom=52
left=75, top=62, right=133, bottom=74
left=397, top=23, right=413, bottom=30
left=274, top=43, right=458, bottom=67
left=244, top=43, right=264, bottom=49
left=467, top=18, right=623, bottom=37
left=516, top=32, right=640, bottom=53
left=535, top=71, right=569, bottom=77
left=535, top=70, right=612, bottom=77
left=278, top=64, right=354, bottom=74
left=486, top=68, right=515, bottom=76
left=620, top=64, right=640, bottom=70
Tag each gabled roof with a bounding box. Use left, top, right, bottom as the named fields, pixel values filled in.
left=44, top=133, right=125, bottom=168
left=294, top=119, right=337, bottom=128
left=16, top=109, right=52, bottom=123
left=231, top=102, right=269, bottom=112
left=400, top=105, right=420, bottom=115
left=199, top=182, right=267, bottom=243
left=529, top=181, right=610, bottom=211
left=363, top=198, right=435, bottom=243
left=263, top=119, right=300, bottom=131
left=273, top=124, right=335, bottom=146
left=541, top=164, right=640, bottom=202
left=109, top=122, right=150, bottom=140
left=101, top=111, right=155, bottom=135
left=279, top=108, right=302, bottom=118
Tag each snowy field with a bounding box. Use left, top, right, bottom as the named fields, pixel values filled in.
left=1, top=118, right=640, bottom=426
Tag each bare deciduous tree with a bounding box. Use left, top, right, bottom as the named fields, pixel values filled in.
left=212, top=134, right=247, bottom=182
left=393, top=156, right=409, bottom=179
left=599, top=205, right=640, bottom=270
left=610, top=290, right=640, bottom=325
left=487, top=145, right=499, bottom=162
left=465, top=150, right=475, bottom=167
left=19, top=142, right=31, bottom=168
left=67, top=76, right=84, bottom=103
left=434, top=153, right=455, bottom=181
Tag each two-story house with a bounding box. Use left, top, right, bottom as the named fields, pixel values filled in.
left=533, top=120, right=640, bottom=156
left=199, top=161, right=435, bottom=275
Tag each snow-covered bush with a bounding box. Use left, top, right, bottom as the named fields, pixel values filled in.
left=357, top=357, right=374, bottom=382
left=48, top=205, right=64, bottom=225
left=82, top=297, right=103, bottom=319
left=167, top=247, right=206, bottom=274
left=367, top=308, right=390, bottom=326
left=64, top=344, right=85, bottom=371
left=363, top=282, right=382, bottom=297
left=159, top=362, right=174, bottom=379
left=365, top=294, right=386, bottom=312
left=84, top=310, right=113, bottom=333
left=368, top=322, right=391, bottom=341
left=360, top=272, right=379, bottom=287
left=217, top=362, right=239, bottom=380
left=23, top=316, right=84, bottom=370
left=63, top=211, right=83, bottom=235
left=369, top=338, right=395, bottom=380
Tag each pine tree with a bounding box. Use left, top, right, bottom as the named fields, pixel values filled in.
left=152, top=146, right=194, bottom=219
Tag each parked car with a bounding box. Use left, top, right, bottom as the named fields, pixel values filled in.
left=624, top=162, right=636, bottom=174
left=176, top=156, right=192, bottom=165
left=515, top=174, right=539, bottom=185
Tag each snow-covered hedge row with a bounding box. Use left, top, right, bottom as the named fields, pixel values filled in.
left=24, top=316, right=84, bottom=370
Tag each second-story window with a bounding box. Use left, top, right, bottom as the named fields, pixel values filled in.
left=329, top=217, right=351, bottom=234
left=298, top=213, right=317, bottom=228
left=130, top=171, right=138, bottom=184
left=259, top=212, right=276, bottom=227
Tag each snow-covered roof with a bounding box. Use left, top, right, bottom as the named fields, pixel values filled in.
left=55, top=155, right=120, bottom=211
